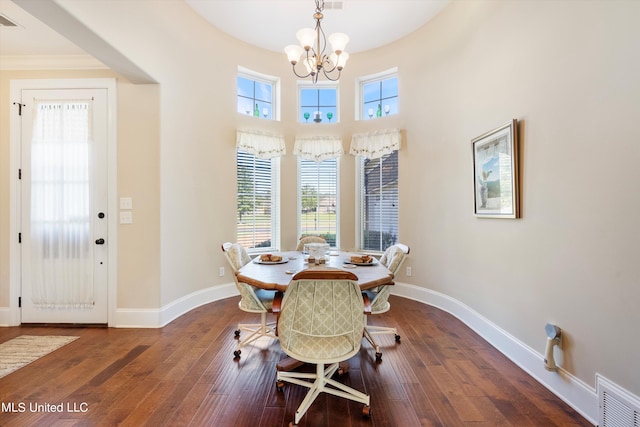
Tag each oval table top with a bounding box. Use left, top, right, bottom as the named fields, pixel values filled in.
left=235, top=251, right=394, bottom=292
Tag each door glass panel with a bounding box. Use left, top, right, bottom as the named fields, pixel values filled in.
left=30, top=100, right=95, bottom=307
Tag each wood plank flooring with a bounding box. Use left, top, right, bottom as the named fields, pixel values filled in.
left=0, top=296, right=593, bottom=426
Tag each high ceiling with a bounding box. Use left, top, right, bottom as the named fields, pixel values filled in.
left=185, top=0, right=450, bottom=54
left=0, top=0, right=450, bottom=57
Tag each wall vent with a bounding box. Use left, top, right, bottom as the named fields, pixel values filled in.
left=323, top=1, right=344, bottom=10
left=597, top=375, right=640, bottom=427
left=0, top=14, right=19, bottom=27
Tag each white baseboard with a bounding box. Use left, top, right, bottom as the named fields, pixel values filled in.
left=114, top=282, right=237, bottom=328
left=392, top=282, right=598, bottom=425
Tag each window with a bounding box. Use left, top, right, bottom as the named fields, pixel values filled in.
left=237, top=67, right=279, bottom=120
left=298, top=158, right=339, bottom=247
left=299, top=82, right=338, bottom=123
left=357, top=151, right=398, bottom=252
left=359, top=68, right=398, bottom=120
left=237, top=150, right=280, bottom=251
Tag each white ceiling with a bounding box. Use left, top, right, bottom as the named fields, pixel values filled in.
left=0, top=0, right=450, bottom=57
left=185, top=0, right=450, bottom=54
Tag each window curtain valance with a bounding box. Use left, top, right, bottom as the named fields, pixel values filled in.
left=236, top=129, right=286, bottom=159
left=293, top=135, right=344, bottom=162
left=349, top=128, right=402, bottom=159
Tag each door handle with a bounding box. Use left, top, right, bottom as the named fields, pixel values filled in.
left=95, top=238, right=105, bottom=245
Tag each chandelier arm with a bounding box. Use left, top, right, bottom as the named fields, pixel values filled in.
left=320, top=66, right=341, bottom=82
left=321, top=55, right=338, bottom=74
left=291, top=63, right=312, bottom=79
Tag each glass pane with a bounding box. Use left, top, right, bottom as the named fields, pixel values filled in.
left=363, top=101, right=378, bottom=120
left=300, top=88, right=318, bottom=107
left=30, top=101, right=94, bottom=306
left=237, top=76, right=253, bottom=98
left=255, top=81, right=271, bottom=103
left=362, top=81, right=379, bottom=104
left=381, top=77, right=398, bottom=99
left=318, top=89, right=336, bottom=106
left=237, top=97, right=252, bottom=116
left=300, top=107, right=315, bottom=123
left=256, top=100, right=271, bottom=119
left=382, top=98, right=398, bottom=116
left=324, top=106, right=337, bottom=122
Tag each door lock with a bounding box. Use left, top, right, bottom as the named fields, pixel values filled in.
left=95, top=238, right=105, bottom=245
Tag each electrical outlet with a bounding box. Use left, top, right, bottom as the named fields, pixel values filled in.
left=219, top=267, right=225, bottom=277
left=406, top=266, right=412, bottom=277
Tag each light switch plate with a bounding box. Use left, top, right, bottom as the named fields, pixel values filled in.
left=119, top=211, right=133, bottom=224
left=119, top=197, right=133, bottom=210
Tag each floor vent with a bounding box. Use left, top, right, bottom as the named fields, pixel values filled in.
left=597, top=374, right=640, bottom=427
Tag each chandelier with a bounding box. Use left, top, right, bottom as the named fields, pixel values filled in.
left=284, top=0, right=350, bottom=83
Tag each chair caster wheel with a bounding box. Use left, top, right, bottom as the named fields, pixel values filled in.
left=234, top=329, right=240, bottom=338
left=276, top=380, right=285, bottom=392
left=395, top=334, right=401, bottom=342
left=362, top=405, right=372, bottom=418
left=233, top=350, right=241, bottom=358
left=375, top=352, right=382, bottom=363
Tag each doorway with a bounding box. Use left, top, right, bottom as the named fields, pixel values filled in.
left=9, top=79, right=117, bottom=325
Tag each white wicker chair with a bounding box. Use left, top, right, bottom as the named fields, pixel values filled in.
left=221, top=242, right=279, bottom=358
left=363, top=243, right=410, bottom=362
left=295, top=235, right=327, bottom=251
left=275, top=268, right=371, bottom=425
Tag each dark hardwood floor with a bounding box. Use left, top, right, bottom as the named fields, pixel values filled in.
left=0, top=295, right=592, bottom=426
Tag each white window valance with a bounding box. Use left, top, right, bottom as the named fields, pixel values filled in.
left=236, top=129, right=286, bottom=159
left=293, top=135, right=344, bottom=162
left=349, top=128, right=402, bottom=159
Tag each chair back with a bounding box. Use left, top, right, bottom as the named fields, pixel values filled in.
left=221, top=242, right=269, bottom=312
left=278, top=268, right=365, bottom=364
left=221, top=242, right=252, bottom=273
left=379, top=243, right=410, bottom=276
left=370, top=243, right=410, bottom=313
left=296, top=235, right=327, bottom=251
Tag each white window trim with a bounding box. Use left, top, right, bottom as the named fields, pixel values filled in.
left=238, top=65, right=281, bottom=121
left=297, top=80, right=340, bottom=124
left=296, top=156, right=341, bottom=250
left=355, top=66, right=398, bottom=121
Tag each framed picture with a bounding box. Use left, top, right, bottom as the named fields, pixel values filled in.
left=472, top=119, right=519, bottom=218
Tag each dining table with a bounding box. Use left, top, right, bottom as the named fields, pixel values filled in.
left=235, top=250, right=395, bottom=292
left=235, top=250, right=394, bottom=372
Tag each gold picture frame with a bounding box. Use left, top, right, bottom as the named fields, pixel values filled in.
left=472, top=119, right=519, bottom=218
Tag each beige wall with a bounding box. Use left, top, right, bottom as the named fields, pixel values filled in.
left=0, top=0, right=638, bottom=398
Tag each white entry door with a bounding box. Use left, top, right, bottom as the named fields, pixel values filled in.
left=20, top=88, right=109, bottom=324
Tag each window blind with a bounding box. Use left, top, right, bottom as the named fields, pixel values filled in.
left=237, top=150, right=279, bottom=250
left=298, top=157, right=339, bottom=248
left=358, top=150, right=398, bottom=252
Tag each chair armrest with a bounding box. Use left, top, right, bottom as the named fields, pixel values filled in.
left=272, top=291, right=284, bottom=314
left=362, top=292, right=372, bottom=315
left=272, top=291, right=284, bottom=336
